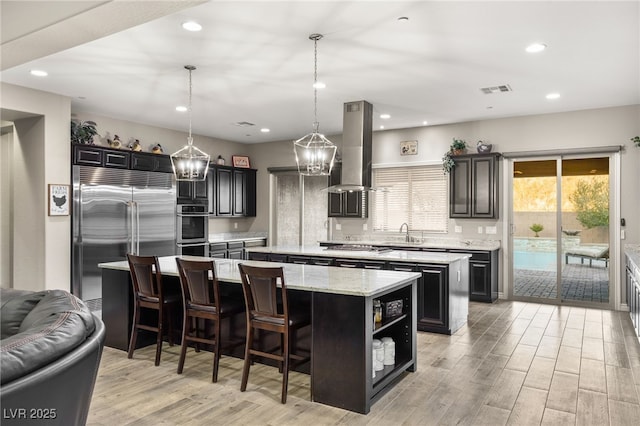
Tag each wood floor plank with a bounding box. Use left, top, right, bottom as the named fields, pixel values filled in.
left=491, top=333, right=522, bottom=357
left=608, top=399, right=640, bottom=426
left=541, top=408, right=576, bottom=425
left=546, top=371, right=579, bottom=414
left=506, top=386, right=547, bottom=425
left=582, top=336, right=605, bottom=361
left=471, top=353, right=510, bottom=387
left=579, top=358, right=607, bottom=393
left=520, top=326, right=546, bottom=347
left=561, top=327, right=584, bottom=349
left=484, top=369, right=527, bottom=411
left=555, top=345, right=582, bottom=374
left=471, top=405, right=511, bottom=426
left=606, top=365, right=640, bottom=404
left=524, top=356, right=556, bottom=391
left=543, top=320, right=565, bottom=338
left=584, top=320, right=604, bottom=339
left=505, top=344, right=537, bottom=372
left=535, top=335, right=561, bottom=359
left=576, top=389, right=609, bottom=426
left=604, top=341, right=631, bottom=368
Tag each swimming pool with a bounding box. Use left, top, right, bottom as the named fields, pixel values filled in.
left=514, top=250, right=557, bottom=271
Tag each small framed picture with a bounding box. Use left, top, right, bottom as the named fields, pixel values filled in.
left=232, top=155, right=251, bottom=168
left=400, top=140, right=418, bottom=156
left=48, top=184, right=70, bottom=216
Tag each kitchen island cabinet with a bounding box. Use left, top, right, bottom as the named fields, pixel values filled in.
left=99, top=256, right=419, bottom=414
left=246, top=246, right=470, bottom=335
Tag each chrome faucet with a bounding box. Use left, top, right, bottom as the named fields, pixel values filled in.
left=399, top=222, right=410, bottom=242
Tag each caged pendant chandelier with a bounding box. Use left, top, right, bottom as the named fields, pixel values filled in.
left=293, top=34, right=337, bottom=176
left=171, top=65, right=210, bottom=181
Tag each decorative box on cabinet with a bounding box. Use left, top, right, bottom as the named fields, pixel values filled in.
left=449, top=153, right=500, bottom=219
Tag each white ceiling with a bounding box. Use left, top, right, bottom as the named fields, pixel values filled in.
left=2, top=1, right=639, bottom=144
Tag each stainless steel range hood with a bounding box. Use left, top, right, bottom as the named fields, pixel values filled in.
left=327, top=100, right=374, bottom=193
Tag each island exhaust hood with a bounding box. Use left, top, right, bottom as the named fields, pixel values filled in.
left=327, top=100, right=375, bottom=193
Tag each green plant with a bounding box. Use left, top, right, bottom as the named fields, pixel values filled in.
left=529, top=223, right=543, bottom=237
left=450, top=138, right=467, bottom=151
left=632, top=136, right=640, bottom=147
left=71, top=120, right=98, bottom=145
left=569, top=178, right=609, bottom=229
left=442, top=151, right=456, bottom=174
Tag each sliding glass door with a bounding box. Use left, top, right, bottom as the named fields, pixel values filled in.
left=509, top=156, right=611, bottom=307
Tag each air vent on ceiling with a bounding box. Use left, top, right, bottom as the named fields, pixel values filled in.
left=234, top=121, right=255, bottom=127
left=480, top=84, right=512, bottom=94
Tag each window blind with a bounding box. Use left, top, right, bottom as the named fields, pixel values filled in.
left=372, top=165, right=448, bottom=233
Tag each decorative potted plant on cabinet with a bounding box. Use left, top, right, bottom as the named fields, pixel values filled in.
left=71, top=120, right=98, bottom=145
left=442, top=138, right=468, bottom=173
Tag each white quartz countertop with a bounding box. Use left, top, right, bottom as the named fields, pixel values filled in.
left=208, top=232, right=267, bottom=243
left=318, top=239, right=501, bottom=251
left=246, top=245, right=470, bottom=264
left=98, top=255, right=421, bottom=297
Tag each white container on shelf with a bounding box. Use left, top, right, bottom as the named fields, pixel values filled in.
left=372, top=348, right=376, bottom=378
left=372, top=339, right=384, bottom=371
left=381, top=337, right=395, bottom=365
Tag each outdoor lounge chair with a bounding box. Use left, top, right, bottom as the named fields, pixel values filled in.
left=564, top=245, right=609, bottom=267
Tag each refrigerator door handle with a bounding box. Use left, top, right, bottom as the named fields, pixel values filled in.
left=135, top=201, right=140, bottom=254
left=128, top=200, right=135, bottom=254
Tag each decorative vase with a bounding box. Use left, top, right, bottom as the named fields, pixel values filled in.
left=477, top=141, right=492, bottom=153
left=452, top=149, right=466, bottom=155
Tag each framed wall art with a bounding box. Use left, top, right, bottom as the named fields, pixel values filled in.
left=48, top=184, right=70, bottom=216
left=400, top=140, right=418, bottom=156
left=232, top=155, right=251, bottom=168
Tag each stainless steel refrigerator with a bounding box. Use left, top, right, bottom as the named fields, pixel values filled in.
left=72, top=166, right=177, bottom=301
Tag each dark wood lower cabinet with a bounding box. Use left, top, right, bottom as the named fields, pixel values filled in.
left=415, top=264, right=449, bottom=333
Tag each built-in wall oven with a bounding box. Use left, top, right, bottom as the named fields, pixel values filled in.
left=177, top=204, right=209, bottom=256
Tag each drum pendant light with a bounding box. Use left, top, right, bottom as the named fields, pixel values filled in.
left=293, top=34, right=337, bottom=176
left=171, top=65, right=210, bottom=181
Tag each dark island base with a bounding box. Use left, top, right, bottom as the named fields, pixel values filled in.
left=102, top=268, right=416, bottom=413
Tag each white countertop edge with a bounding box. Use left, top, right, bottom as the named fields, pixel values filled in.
left=99, top=256, right=421, bottom=297
left=245, top=246, right=470, bottom=264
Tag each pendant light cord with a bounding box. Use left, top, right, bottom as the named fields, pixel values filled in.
left=310, top=34, right=322, bottom=133
left=185, top=65, right=196, bottom=146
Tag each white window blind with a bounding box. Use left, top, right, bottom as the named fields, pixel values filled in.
left=372, top=165, right=448, bottom=233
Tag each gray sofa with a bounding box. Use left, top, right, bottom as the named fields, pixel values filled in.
left=1, top=289, right=105, bottom=425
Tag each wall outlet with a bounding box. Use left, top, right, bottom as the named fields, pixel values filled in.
left=234, top=222, right=238, bottom=229
left=336, top=223, right=342, bottom=231
left=477, top=226, right=483, bottom=234
left=485, top=226, right=497, bottom=235
left=363, top=223, right=368, bottom=231
left=454, top=226, right=462, bottom=233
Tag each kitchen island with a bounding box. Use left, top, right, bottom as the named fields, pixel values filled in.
left=99, top=256, right=420, bottom=414
left=246, top=246, right=471, bottom=335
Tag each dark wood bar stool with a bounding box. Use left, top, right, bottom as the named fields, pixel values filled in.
left=175, top=258, right=243, bottom=382
left=237, top=263, right=310, bottom=403
left=126, top=254, right=180, bottom=366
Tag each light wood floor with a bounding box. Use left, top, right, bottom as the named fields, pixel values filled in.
left=88, top=301, right=640, bottom=425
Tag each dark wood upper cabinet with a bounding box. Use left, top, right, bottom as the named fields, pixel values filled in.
left=74, top=144, right=174, bottom=172
left=212, top=166, right=256, bottom=218
left=449, top=153, right=500, bottom=219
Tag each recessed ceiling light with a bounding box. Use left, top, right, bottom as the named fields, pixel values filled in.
left=379, top=125, right=385, bottom=129
left=260, top=128, right=270, bottom=133
left=422, top=121, right=428, bottom=125
left=526, top=43, right=547, bottom=53
left=380, top=114, right=391, bottom=119
left=30, top=69, right=48, bottom=77
left=176, top=106, right=187, bottom=112
left=182, top=21, right=202, bottom=32
left=312, top=81, right=326, bottom=89
left=397, top=17, right=409, bottom=22
left=546, top=93, right=560, bottom=100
